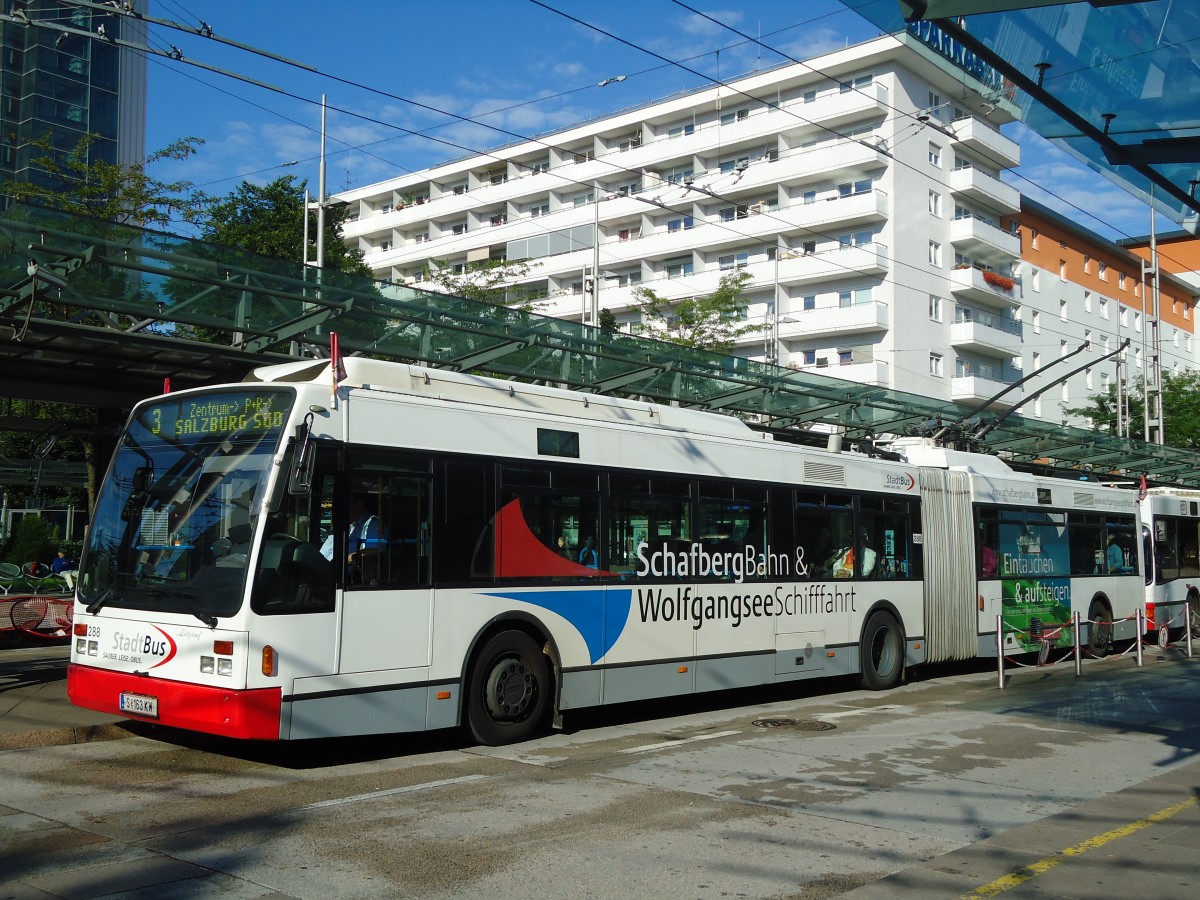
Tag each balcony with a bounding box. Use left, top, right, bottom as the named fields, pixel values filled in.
left=951, top=361, right=1022, bottom=406
left=795, top=189, right=890, bottom=231
left=950, top=310, right=1022, bottom=358
left=950, top=118, right=1020, bottom=169
left=792, top=358, right=890, bottom=387
left=948, top=167, right=1019, bottom=215
left=780, top=300, right=889, bottom=339
left=949, top=266, right=1018, bottom=308
left=777, top=242, right=890, bottom=287
left=950, top=215, right=1021, bottom=260
left=792, top=82, right=891, bottom=134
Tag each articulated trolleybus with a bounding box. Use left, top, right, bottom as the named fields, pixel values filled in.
left=68, top=358, right=1146, bottom=745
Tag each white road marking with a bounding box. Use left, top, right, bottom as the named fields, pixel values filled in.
left=619, top=729, right=742, bottom=755
left=303, top=774, right=490, bottom=810
left=816, top=704, right=907, bottom=721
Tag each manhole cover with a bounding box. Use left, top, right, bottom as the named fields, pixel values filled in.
left=751, top=717, right=836, bottom=731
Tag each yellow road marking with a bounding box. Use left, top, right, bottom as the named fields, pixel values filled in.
left=963, top=795, right=1198, bottom=898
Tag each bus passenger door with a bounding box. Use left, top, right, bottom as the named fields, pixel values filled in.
left=337, top=455, right=433, bottom=674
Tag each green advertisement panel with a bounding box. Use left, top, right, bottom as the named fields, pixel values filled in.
left=999, top=519, right=1073, bottom=651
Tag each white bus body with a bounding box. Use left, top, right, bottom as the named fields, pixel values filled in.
left=68, top=359, right=1146, bottom=743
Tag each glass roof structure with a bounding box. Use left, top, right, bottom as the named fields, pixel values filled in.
left=4, top=205, right=1200, bottom=486
left=847, top=0, right=1200, bottom=232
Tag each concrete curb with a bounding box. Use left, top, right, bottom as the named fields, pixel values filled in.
left=0, top=722, right=132, bottom=752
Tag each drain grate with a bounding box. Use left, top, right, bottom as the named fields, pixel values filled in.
left=751, top=717, right=836, bottom=731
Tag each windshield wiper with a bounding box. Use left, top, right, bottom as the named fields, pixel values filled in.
left=85, top=573, right=132, bottom=616
left=143, top=587, right=218, bottom=629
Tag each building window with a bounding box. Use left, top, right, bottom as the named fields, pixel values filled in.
left=838, top=178, right=872, bottom=197
left=1030, top=228, right=1039, bottom=249
left=1084, top=290, right=1092, bottom=312
left=719, top=108, right=749, bottom=125
left=667, top=216, right=694, bottom=233
left=1031, top=270, right=1040, bottom=292
left=1120, top=307, right=1129, bottom=328
left=928, top=143, right=941, bottom=167
left=929, top=294, right=942, bottom=321
left=1119, top=272, right=1127, bottom=291
left=802, top=190, right=817, bottom=205
left=952, top=154, right=971, bottom=171
left=668, top=122, right=695, bottom=139
left=451, top=182, right=468, bottom=195
left=1032, top=310, right=1041, bottom=334
left=529, top=203, right=549, bottom=217
left=666, top=166, right=694, bottom=184
left=720, top=205, right=750, bottom=222
left=413, top=232, right=428, bottom=244
left=803, top=295, right=816, bottom=310
left=573, top=192, right=595, bottom=207
left=838, top=349, right=854, bottom=365
left=1083, top=255, right=1091, bottom=273
left=1100, top=297, right=1109, bottom=319
left=802, top=89, right=817, bottom=103
left=378, top=240, right=391, bottom=251
left=803, top=349, right=817, bottom=365
left=490, top=214, right=507, bottom=227
left=929, top=190, right=941, bottom=217
left=1099, top=261, right=1108, bottom=281
left=451, top=222, right=467, bottom=235
left=930, top=353, right=943, bottom=377
left=618, top=226, right=641, bottom=242
left=1059, top=259, right=1067, bottom=280
left=573, top=149, right=595, bottom=163
left=1134, top=311, right=1142, bottom=332
left=928, top=241, right=942, bottom=267
left=530, top=160, right=549, bottom=175
left=666, top=258, right=693, bottom=279
left=718, top=252, right=749, bottom=270
left=616, top=271, right=642, bottom=287
left=1059, top=298, right=1068, bottom=321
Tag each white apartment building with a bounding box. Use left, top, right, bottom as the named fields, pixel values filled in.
left=334, top=29, right=1195, bottom=427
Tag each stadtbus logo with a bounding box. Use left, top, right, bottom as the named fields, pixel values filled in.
left=109, top=626, right=177, bottom=668
left=884, top=472, right=916, bottom=491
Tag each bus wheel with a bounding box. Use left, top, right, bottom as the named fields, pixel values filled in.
left=1088, top=599, right=1112, bottom=657
left=466, top=631, right=549, bottom=746
left=860, top=611, right=904, bottom=691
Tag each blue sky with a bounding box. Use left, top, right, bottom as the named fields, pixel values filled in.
left=142, top=0, right=1156, bottom=242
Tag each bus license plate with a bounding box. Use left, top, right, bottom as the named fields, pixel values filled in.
left=119, top=692, right=159, bottom=718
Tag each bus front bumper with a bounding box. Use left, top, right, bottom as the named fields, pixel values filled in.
left=67, top=664, right=282, bottom=740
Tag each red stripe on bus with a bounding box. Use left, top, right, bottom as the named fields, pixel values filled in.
left=67, top=664, right=282, bottom=740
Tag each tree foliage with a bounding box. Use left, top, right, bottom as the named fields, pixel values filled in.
left=422, top=258, right=542, bottom=308
left=1066, top=370, right=1200, bottom=450
left=200, top=176, right=372, bottom=277
left=632, top=271, right=763, bottom=354
left=1, top=134, right=206, bottom=228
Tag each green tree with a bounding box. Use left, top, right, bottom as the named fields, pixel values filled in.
left=1, top=134, right=206, bottom=228
left=422, top=257, right=542, bottom=307
left=201, top=176, right=372, bottom=277
left=1066, top=370, right=1200, bottom=450
left=632, top=271, right=763, bottom=353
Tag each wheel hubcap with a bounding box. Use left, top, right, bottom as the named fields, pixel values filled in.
left=484, top=657, right=534, bottom=721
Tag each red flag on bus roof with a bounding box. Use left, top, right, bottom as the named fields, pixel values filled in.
left=1139, top=474, right=1148, bottom=501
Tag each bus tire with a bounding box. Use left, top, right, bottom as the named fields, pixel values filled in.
left=1088, top=598, right=1112, bottom=657
left=1188, top=589, right=1200, bottom=639
left=465, top=630, right=549, bottom=746
left=860, top=610, right=904, bottom=691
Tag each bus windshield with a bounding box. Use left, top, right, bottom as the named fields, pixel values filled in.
left=79, top=389, right=294, bottom=622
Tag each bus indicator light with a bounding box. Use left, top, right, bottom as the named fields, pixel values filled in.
left=74, top=623, right=88, bottom=637
left=262, top=646, right=277, bottom=677
left=436, top=691, right=451, bottom=700
left=678, top=666, right=689, bottom=673
left=213, top=641, right=233, bottom=656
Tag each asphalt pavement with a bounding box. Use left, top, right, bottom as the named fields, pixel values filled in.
left=2, top=638, right=1199, bottom=898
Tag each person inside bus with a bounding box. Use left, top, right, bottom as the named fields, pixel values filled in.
left=980, top=543, right=998, bottom=579
left=579, top=536, right=599, bottom=568
left=1106, top=533, right=1126, bottom=573
left=321, top=492, right=388, bottom=582
left=834, top=530, right=876, bottom=578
